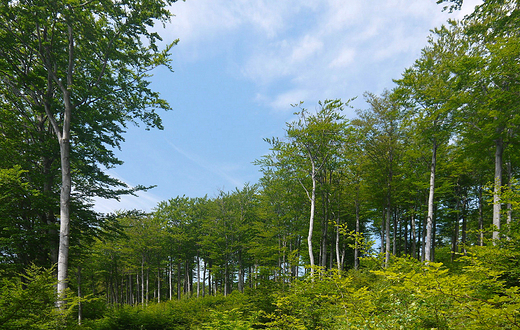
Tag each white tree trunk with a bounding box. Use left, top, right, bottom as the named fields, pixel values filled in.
left=385, top=199, right=391, bottom=267
left=336, top=223, right=341, bottom=272
left=56, top=24, right=75, bottom=310
left=197, top=255, right=200, bottom=298
left=56, top=96, right=72, bottom=308
left=425, top=141, right=437, bottom=262
left=169, top=259, right=172, bottom=300
left=307, top=169, right=317, bottom=277
left=354, top=198, right=360, bottom=270
left=157, top=268, right=161, bottom=303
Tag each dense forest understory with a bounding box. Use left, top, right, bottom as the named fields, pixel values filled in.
left=1, top=0, right=520, bottom=329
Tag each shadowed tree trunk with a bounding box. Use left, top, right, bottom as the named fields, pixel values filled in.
left=493, top=137, right=503, bottom=242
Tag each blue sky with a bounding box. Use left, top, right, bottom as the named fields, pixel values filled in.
left=94, top=0, right=481, bottom=213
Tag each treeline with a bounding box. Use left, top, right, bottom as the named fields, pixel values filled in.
left=78, top=0, right=520, bottom=303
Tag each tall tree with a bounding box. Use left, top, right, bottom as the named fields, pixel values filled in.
left=259, top=99, right=348, bottom=276
left=456, top=1, right=520, bottom=241
left=0, top=0, right=177, bottom=306
left=395, top=22, right=463, bottom=261
left=353, top=91, right=404, bottom=267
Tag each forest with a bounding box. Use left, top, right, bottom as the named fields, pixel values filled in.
left=1, top=0, right=520, bottom=329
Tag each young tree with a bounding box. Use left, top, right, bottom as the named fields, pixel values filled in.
left=0, top=0, right=177, bottom=306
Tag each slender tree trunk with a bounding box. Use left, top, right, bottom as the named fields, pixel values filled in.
left=403, top=213, right=408, bottom=256
left=320, top=185, right=328, bottom=268
left=392, top=211, right=397, bottom=256
left=203, top=260, right=207, bottom=297
left=507, top=160, right=512, bottom=231
left=141, top=257, right=145, bottom=306
left=208, top=260, right=209, bottom=296
left=307, top=169, right=317, bottom=277
left=354, top=198, right=360, bottom=270
left=146, top=267, right=149, bottom=306
left=493, top=137, right=503, bottom=242
left=197, top=255, right=200, bottom=298
left=451, top=196, right=460, bottom=262
left=77, top=266, right=82, bottom=325
left=381, top=209, right=385, bottom=255
left=157, top=268, right=160, bottom=303
left=335, top=221, right=341, bottom=271
left=129, top=274, right=133, bottom=305
left=425, top=141, right=437, bottom=262
left=177, top=262, right=181, bottom=300
left=136, top=272, right=140, bottom=305
left=282, top=239, right=287, bottom=282
left=421, top=214, right=426, bottom=261
left=462, top=197, right=467, bottom=255
left=385, top=146, right=394, bottom=267
left=184, top=260, right=191, bottom=297
left=120, top=276, right=124, bottom=305
left=169, top=259, right=172, bottom=300
left=411, top=213, right=416, bottom=259
left=479, top=185, right=484, bottom=246
left=385, top=200, right=391, bottom=267
left=224, top=262, right=228, bottom=296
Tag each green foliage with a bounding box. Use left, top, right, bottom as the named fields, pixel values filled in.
left=369, top=255, right=520, bottom=329
left=257, top=253, right=520, bottom=329
left=264, top=268, right=375, bottom=329
left=21, top=248, right=517, bottom=330
left=336, top=221, right=375, bottom=256
left=88, top=292, right=256, bottom=330
left=0, top=265, right=62, bottom=329
left=201, top=309, right=257, bottom=330
left=93, top=305, right=177, bottom=330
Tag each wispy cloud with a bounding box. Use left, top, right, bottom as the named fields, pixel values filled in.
left=164, top=138, right=244, bottom=188
left=93, top=170, right=164, bottom=213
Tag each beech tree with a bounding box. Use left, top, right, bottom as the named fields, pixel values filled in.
left=255, top=164, right=308, bottom=279
left=395, top=23, right=463, bottom=261
left=259, top=100, right=348, bottom=276
left=0, top=0, right=177, bottom=306
left=353, top=92, right=404, bottom=267
left=455, top=1, right=520, bottom=241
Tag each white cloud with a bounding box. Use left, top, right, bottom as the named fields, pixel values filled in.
left=269, top=89, right=312, bottom=111
left=329, top=48, right=356, bottom=68
left=162, top=0, right=484, bottom=112
left=162, top=0, right=316, bottom=60
left=291, top=35, right=323, bottom=63
left=323, top=0, right=363, bottom=33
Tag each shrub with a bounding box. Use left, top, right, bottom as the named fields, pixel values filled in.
left=0, top=265, right=62, bottom=330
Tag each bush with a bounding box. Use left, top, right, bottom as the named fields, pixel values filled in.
left=88, top=292, right=256, bottom=330
left=0, top=265, right=62, bottom=330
